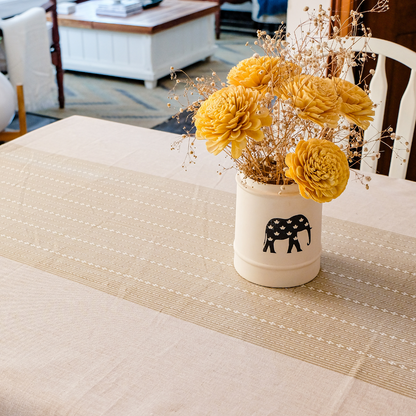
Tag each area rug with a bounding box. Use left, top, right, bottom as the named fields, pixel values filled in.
left=152, top=111, right=195, bottom=135
left=8, top=112, right=58, bottom=131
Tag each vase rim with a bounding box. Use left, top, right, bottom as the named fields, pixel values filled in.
left=236, top=172, right=300, bottom=197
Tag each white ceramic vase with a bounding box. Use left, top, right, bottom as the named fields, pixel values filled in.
left=234, top=173, right=322, bottom=288
left=0, top=72, right=15, bottom=132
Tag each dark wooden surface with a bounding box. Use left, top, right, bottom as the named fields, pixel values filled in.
left=53, top=0, right=219, bottom=35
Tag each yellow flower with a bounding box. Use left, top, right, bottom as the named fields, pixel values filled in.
left=333, top=77, right=375, bottom=130
left=285, top=139, right=350, bottom=203
left=227, top=56, right=301, bottom=95
left=195, top=85, right=272, bottom=159
left=279, top=75, right=341, bottom=128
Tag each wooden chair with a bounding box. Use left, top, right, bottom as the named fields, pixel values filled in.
left=0, top=84, right=27, bottom=141
left=339, top=37, right=416, bottom=179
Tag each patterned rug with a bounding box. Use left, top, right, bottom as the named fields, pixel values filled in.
left=35, top=33, right=258, bottom=130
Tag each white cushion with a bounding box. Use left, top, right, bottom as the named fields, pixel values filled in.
left=0, top=20, right=53, bottom=72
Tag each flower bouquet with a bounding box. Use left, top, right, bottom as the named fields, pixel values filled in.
left=169, top=1, right=394, bottom=287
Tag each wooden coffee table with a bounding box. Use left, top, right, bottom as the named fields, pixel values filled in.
left=54, top=0, right=219, bottom=88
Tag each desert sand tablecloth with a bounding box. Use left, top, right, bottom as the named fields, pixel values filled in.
left=0, top=116, right=415, bottom=415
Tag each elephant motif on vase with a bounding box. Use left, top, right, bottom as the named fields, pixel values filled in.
left=263, top=214, right=312, bottom=254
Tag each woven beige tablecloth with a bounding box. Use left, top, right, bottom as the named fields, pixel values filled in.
left=0, top=142, right=415, bottom=402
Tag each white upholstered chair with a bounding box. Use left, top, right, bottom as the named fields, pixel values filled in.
left=0, top=0, right=65, bottom=108
left=339, top=37, right=416, bottom=179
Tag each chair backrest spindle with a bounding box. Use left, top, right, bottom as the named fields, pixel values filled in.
left=389, top=69, right=416, bottom=178
left=336, top=37, right=416, bottom=179
left=360, top=54, right=388, bottom=174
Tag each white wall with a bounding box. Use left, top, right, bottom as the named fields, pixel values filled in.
left=286, top=0, right=331, bottom=36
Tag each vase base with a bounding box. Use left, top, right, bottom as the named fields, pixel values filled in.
left=233, top=252, right=320, bottom=288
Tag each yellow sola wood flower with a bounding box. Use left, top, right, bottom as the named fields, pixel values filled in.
left=279, top=75, right=341, bottom=128
left=285, top=138, right=350, bottom=203
left=227, top=56, right=301, bottom=95
left=194, top=85, right=272, bottom=159
left=333, top=77, right=375, bottom=130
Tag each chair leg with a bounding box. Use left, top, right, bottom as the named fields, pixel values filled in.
left=55, top=54, right=65, bottom=109
left=215, top=9, right=220, bottom=40
left=16, top=84, right=27, bottom=135
left=50, top=0, right=65, bottom=109
left=0, top=85, right=27, bottom=142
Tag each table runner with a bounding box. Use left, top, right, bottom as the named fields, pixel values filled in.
left=0, top=143, right=415, bottom=399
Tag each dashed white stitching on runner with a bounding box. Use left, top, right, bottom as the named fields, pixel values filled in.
left=0, top=178, right=234, bottom=228
left=3, top=214, right=413, bottom=348
left=323, top=248, right=416, bottom=277
left=304, top=284, right=416, bottom=322
left=323, top=230, right=416, bottom=257
left=1, top=230, right=415, bottom=378
left=0, top=214, right=233, bottom=267
left=1, top=199, right=413, bottom=322
left=196, top=276, right=416, bottom=348
left=0, top=198, right=233, bottom=247
left=1, top=156, right=235, bottom=209
left=321, top=268, right=416, bottom=299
